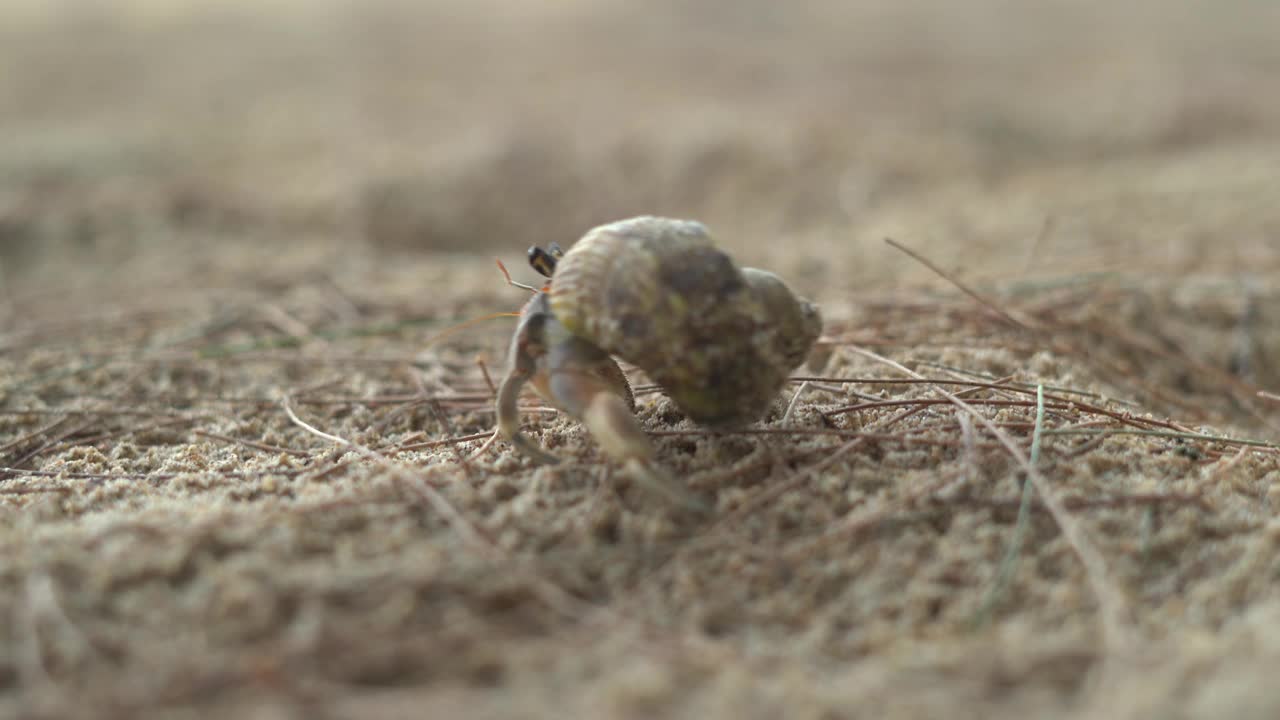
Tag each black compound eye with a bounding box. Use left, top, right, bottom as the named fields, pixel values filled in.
left=528, top=245, right=558, bottom=278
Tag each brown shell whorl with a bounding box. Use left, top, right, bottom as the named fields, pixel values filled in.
left=740, top=267, right=824, bottom=375
left=549, top=216, right=821, bottom=426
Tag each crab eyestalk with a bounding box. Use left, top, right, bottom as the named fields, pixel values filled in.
left=527, top=242, right=564, bottom=279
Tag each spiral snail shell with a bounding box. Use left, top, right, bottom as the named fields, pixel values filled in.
left=547, top=216, right=821, bottom=425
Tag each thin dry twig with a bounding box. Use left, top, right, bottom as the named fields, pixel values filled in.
left=824, top=384, right=1185, bottom=435
left=427, top=399, right=476, bottom=475
left=1, top=417, right=103, bottom=479
left=958, top=412, right=979, bottom=486
left=0, top=467, right=307, bottom=482
left=785, top=471, right=965, bottom=559
left=1022, top=214, right=1056, bottom=272
left=791, top=374, right=1129, bottom=405
left=0, top=485, right=74, bottom=496
left=73, top=416, right=198, bottom=448
left=477, top=356, right=499, bottom=397
left=1, top=416, right=71, bottom=456
left=316, top=273, right=363, bottom=322
left=192, top=430, right=311, bottom=458
left=281, top=395, right=594, bottom=621
left=1199, top=445, right=1252, bottom=491
left=884, top=237, right=1032, bottom=332
left=826, top=397, right=1063, bottom=416
left=281, top=396, right=486, bottom=547
left=260, top=303, right=325, bottom=347
left=849, top=345, right=1133, bottom=653
left=943, top=491, right=1208, bottom=513
left=464, top=429, right=502, bottom=461
left=647, top=426, right=1006, bottom=450
left=397, top=430, right=496, bottom=451
left=1043, top=428, right=1280, bottom=453
left=628, top=381, right=1000, bottom=601
left=781, top=381, right=810, bottom=425
left=369, top=397, right=432, bottom=434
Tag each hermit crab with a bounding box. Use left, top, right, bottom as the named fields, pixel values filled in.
left=497, top=216, right=822, bottom=508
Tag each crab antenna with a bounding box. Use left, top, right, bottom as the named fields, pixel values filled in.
left=496, top=259, right=539, bottom=293
left=419, top=311, right=521, bottom=348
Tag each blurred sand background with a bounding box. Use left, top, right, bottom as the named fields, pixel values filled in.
left=3, top=1, right=1280, bottom=718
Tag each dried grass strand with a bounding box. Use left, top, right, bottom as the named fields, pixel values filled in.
left=974, top=384, right=1047, bottom=627
left=849, top=346, right=1133, bottom=653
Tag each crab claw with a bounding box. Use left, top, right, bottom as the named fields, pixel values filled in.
left=499, top=364, right=705, bottom=511
left=577, top=389, right=708, bottom=513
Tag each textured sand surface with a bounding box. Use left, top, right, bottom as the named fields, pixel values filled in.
left=3, top=2, right=1280, bottom=718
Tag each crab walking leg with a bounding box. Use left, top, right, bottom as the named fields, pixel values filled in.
left=497, top=295, right=563, bottom=465
left=496, top=358, right=562, bottom=466
left=548, top=366, right=707, bottom=512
